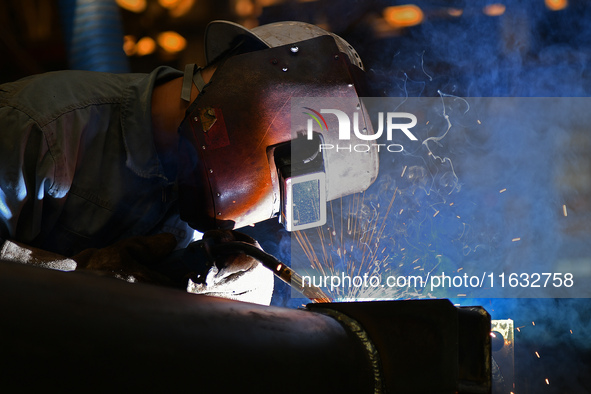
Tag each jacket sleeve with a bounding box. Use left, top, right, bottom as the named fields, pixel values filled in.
left=0, top=103, right=80, bottom=269
left=0, top=103, right=59, bottom=243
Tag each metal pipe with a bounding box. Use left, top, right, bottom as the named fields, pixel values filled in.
left=0, top=260, right=375, bottom=393
left=0, top=259, right=491, bottom=393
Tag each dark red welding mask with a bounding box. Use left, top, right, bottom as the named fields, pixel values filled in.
left=177, top=21, right=379, bottom=232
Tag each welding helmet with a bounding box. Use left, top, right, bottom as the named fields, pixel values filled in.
left=177, top=20, right=379, bottom=232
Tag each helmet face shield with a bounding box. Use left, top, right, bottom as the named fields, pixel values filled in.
left=177, top=35, right=378, bottom=232
left=274, top=132, right=327, bottom=231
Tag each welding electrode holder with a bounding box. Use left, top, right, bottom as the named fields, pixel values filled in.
left=205, top=240, right=332, bottom=303
left=153, top=233, right=331, bottom=302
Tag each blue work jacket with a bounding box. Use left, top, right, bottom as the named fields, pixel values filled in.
left=0, top=66, right=197, bottom=256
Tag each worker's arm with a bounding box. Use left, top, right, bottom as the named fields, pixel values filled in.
left=0, top=234, right=178, bottom=284
left=0, top=81, right=79, bottom=255
left=0, top=230, right=273, bottom=305
left=0, top=108, right=81, bottom=271
left=70, top=233, right=179, bottom=284
left=0, top=238, right=77, bottom=271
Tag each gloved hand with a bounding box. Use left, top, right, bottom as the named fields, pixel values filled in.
left=188, top=230, right=274, bottom=306
left=202, top=230, right=261, bottom=281
left=72, top=233, right=178, bottom=285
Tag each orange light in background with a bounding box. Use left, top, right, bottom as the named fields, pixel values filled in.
left=235, top=0, right=255, bottom=17
left=255, top=0, right=283, bottom=6
left=483, top=3, right=506, bottom=17
left=158, top=0, right=194, bottom=17
left=159, top=0, right=180, bottom=8
left=447, top=8, right=463, bottom=17
left=116, top=0, right=147, bottom=13
left=384, top=5, right=424, bottom=28
left=170, top=0, right=194, bottom=17
left=123, top=35, right=137, bottom=56
left=157, top=31, right=187, bottom=53
left=136, top=37, right=156, bottom=56
left=545, top=0, right=568, bottom=11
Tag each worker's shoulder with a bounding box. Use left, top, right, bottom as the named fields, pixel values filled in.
left=0, top=67, right=179, bottom=127
left=1, top=70, right=140, bottom=108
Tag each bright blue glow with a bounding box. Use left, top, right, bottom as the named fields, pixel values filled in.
left=0, top=189, right=12, bottom=220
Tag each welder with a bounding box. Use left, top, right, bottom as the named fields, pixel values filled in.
left=0, top=20, right=377, bottom=305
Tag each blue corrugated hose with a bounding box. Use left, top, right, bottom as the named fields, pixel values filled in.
left=59, top=0, right=129, bottom=73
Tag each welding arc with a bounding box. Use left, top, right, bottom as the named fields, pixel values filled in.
left=209, top=241, right=332, bottom=303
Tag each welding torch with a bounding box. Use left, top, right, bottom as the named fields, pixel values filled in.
left=206, top=241, right=331, bottom=303
left=152, top=237, right=331, bottom=303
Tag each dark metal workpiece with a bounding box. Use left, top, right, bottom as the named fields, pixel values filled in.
left=0, top=260, right=491, bottom=393
left=308, top=299, right=492, bottom=394
left=0, top=260, right=373, bottom=393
